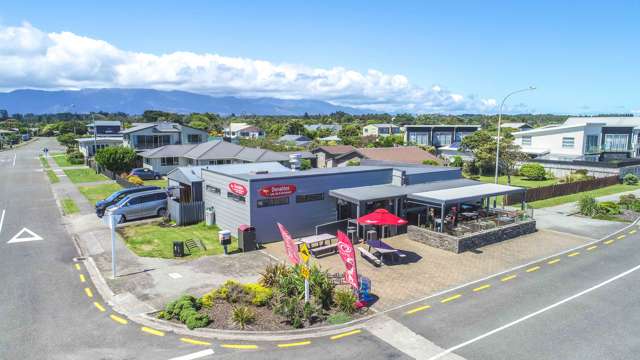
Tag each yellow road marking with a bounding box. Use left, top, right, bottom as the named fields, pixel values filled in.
left=473, top=284, right=491, bottom=292
left=617, top=235, right=626, bottom=240
left=568, top=252, right=580, bottom=257
left=84, top=287, right=93, bottom=298
left=406, top=305, right=431, bottom=314
left=110, top=314, right=128, bottom=325
left=93, top=302, right=106, bottom=312
left=330, top=329, right=362, bottom=340
left=604, top=240, right=615, bottom=245
left=79, top=274, right=86, bottom=282
left=548, top=259, right=561, bottom=265
left=630, top=230, right=636, bottom=234
left=441, top=294, right=462, bottom=303
left=587, top=245, right=598, bottom=251
left=526, top=266, right=540, bottom=273
left=277, top=341, right=311, bottom=348
left=141, top=326, right=165, bottom=336
left=501, top=274, right=517, bottom=282
left=221, top=344, right=258, bottom=349
left=180, top=338, right=212, bottom=346
left=75, top=263, right=81, bottom=271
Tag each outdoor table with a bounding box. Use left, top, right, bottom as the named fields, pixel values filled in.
left=461, top=212, right=479, bottom=221
left=367, top=239, right=402, bottom=264
left=296, top=233, right=335, bottom=251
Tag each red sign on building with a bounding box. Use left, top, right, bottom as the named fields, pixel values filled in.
left=228, top=182, right=248, bottom=196
left=259, top=184, right=297, bottom=197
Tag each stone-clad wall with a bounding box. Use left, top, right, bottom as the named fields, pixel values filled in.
left=407, top=220, right=537, bottom=254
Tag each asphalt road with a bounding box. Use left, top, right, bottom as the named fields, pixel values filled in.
left=3, top=138, right=640, bottom=360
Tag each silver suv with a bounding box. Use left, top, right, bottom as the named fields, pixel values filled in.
left=105, top=189, right=168, bottom=223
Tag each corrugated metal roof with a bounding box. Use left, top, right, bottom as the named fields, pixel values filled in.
left=564, top=116, right=640, bottom=128
left=409, top=183, right=524, bottom=205
left=139, top=144, right=197, bottom=158
left=90, top=120, right=121, bottom=127
left=330, top=178, right=478, bottom=202
left=211, top=165, right=390, bottom=181
left=170, top=162, right=290, bottom=184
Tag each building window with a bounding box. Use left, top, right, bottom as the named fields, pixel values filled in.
left=562, top=137, right=575, bottom=148
left=433, top=132, right=452, bottom=146
left=408, top=132, right=429, bottom=145
left=257, top=197, right=289, bottom=208
left=521, top=136, right=532, bottom=146
left=160, top=157, right=179, bottom=166
left=143, top=157, right=151, bottom=165
left=586, top=135, right=599, bottom=153
left=187, top=134, right=202, bottom=143
left=205, top=185, right=221, bottom=195
left=604, top=134, right=629, bottom=152
left=227, top=192, right=246, bottom=203
left=296, top=193, right=324, bottom=203
left=136, top=135, right=171, bottom=148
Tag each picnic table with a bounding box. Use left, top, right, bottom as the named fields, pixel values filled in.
left=359, top=239, right=406, bottom=265
left=296, top=233, right=337, bottom=257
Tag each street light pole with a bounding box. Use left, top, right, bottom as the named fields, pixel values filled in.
left=494, top=86, right=536, bottom=184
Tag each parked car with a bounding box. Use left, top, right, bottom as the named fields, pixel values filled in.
left=130, top=168, right=162, bottom=180
left=95, top=186, right=160, bottom=217
left=104, top=189, right=168, bottom=223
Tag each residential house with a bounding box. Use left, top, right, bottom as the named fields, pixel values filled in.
left=223, top=123, right=265, bottom=140
left=87, top=120, right=122, bottom=137
left=311, top=145, right=360, bottom=168
left=77, top=137, right=126, bottom=157
left=362, top=124, right=402, bottom=138
left=312, top=145, right=440, bottom=168
left=122, top=122, right=208, bottom=151
left=403, top=124, right=480, bottom=147
left=141, top=140, right=315, bottom=175
left=278, top=134, right=313, bottom=147
left=304, top=124, right=342, bottom=133
left=500, top=122, right=533, bottom=131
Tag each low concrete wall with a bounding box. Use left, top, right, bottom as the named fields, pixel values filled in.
left=407, top=220, right=537, bottom=253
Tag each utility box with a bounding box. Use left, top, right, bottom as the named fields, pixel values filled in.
left=218, top=229, right=231, bottom=255
left=173, top=241, right=185, bottom=257
left=205, top=207, right=215, bottom=226
left=238, top=225, right=257, bottom=252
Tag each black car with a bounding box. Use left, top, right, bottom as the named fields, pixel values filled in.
left=95, top=186, right=160, bottom=217
left=130, top=168, right=162, bottom=180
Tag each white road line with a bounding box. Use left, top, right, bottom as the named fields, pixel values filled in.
left=12, top=152, right=16, bottom=167
left=0, top=209, right=5, bottom=236
left=427, top=262, right=640, bottom=360
left=168, top=349, right=214, bottom=360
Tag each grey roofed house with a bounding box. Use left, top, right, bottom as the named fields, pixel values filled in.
left=304, top=124, right=342, bottom=132
left=139, top=144, right=198, bottom=158
left=278, top=134, right=313, bottom=147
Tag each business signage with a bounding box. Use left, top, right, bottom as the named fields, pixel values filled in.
left=259, top=184, right=297, bottom=197
left=228, top=182, right=248, bottom=196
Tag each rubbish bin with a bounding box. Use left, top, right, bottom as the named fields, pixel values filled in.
left=219, top=230, right=231, bottom=255
left=238, top=225, right=257, bottom=252
left=205, top=207, right=215, bottom=226
left=173, top=241, right=185, bottom=257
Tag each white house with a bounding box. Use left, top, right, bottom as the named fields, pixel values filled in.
left=223, top=123, right=265, bottom=140
left=121, top=122, right=209, bottom=151
left=513, top=117, right=640, bottom=159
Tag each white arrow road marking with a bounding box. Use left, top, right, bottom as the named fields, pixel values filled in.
left=7, top=227, right=44, bottom=244
left=168, top=349, right=214, bottom=360
left=0, top=209, right=5, bottom=236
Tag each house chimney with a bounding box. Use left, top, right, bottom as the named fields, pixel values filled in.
left=289, top=153, right=301, bottom=172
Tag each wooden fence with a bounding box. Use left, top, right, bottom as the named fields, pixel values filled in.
left=503, top=175, right=620, bottom=205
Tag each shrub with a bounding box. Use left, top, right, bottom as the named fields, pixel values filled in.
left=333, top=289, right=357, bottom=314
left=578, top=195, right=598, bottom=216
left=519, top=163, right=546, bottom=180
left=423, top=145, right=437, bottom=155
left=597, top=201, right=621, bottom=215
left=66, top=150, right=84, bottom=165
left=259, top=263, right=290, bottom=288
left=623, top=173, right=639, bottom=185
left=218, top=280, right=248, bottom=303
left=631, top=200, right=640, bottom=213
left=618, top=194, right=637, bottom=209
left=185, top=312, right=210, bottom=330
left=308, top=265, right=335, bottom=310
left=243, top=283, right=272, bottom=306
left=346, top=159, right=360, bottom=167
left=450, top=156, right=464, bottom=168
left=422, top=159, right=440, bottom=166
left=200, top=289, right=220, bottom=308
left=231, top=306, right=255, bottom=330
left=162, top=294, right=210, bottom=329
left=327, top=312, right=352, bottom=325
left=462, top=161, right=478, bottom=176
left=127, top=175, right=144, bottom=185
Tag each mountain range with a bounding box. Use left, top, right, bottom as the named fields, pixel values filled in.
left=0, top=88, right=369, bottom=115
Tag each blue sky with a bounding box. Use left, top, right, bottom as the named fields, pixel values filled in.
left=1, top=0, right=639, bottom=114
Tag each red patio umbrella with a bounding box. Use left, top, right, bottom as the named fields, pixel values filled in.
left=357, top=208, right=408, bottom=226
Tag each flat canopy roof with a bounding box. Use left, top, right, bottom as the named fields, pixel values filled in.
left=408, top=183, right=524, bottom=205
left=330, top=178, right=478, bottom=203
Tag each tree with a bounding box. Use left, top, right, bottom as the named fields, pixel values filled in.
left=460, top=130, right=526, bottom=181
left=57, top=133, right=77, bottom=148
left=95, top=146, right=137, bottom=175
left=189, top=120, right=208, bottom=130
left=519, top=163, right=546, bottom=181
left=450, top=156, right=464, bottom=168
left=299, top=158, right=312, bottom=170
left=499, top=142, right=529, bottom=185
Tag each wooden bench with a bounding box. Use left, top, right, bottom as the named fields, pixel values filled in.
left=309, top=243, right=338, bottom=257
left=358, top=247, right=382, bottom=267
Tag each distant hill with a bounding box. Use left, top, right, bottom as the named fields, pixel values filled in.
left=0, top=88, right=369, bottom=115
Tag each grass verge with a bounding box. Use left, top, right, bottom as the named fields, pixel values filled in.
left=144, top=178, right=168, bottom=188
left=52, top=154, right=78, bottom=167
left=79, top=183, right=124, bottom=205
left=118, top=221, right=235, bottom=259
left=63, top=168, right=109, bottom=184
left=474, top=175, right=558, bottom=188
left=39, top=155, right=50, bottom=169
left=61, top=198, right=80, bottom=215
left=528, top=184, right=639, bottom=209
left=46, top=169, right=59, bottom=183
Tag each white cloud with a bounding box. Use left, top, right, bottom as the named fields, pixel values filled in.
left=0, top=22, right=501, bottom=113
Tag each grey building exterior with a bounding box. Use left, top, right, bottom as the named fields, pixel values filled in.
left=88, top=120, right=122, bottom=137
left=404, top=124, right=480, bottom=147
left=202, top=164, right=464, bottom=244
left=122, top=122, right=208, bottom=151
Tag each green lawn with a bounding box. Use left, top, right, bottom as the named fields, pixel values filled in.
left=144, top=178, right=168, bottom=188
left=475, top=175, right=558, bottom=188
left=79, top=183, right=124, bottom=205
left=528, top=184, right=640, bottom=209
left=39, top=155, right=50, bottom=169
left=61, top=198, right=79, bottom=215
left=63, top=168, right=109, bottom=183
left=118, top=221, right=236, bottom=259
left=46, top=169, right=59, bottom=183
left=52, top=154, right=79, bottom=167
